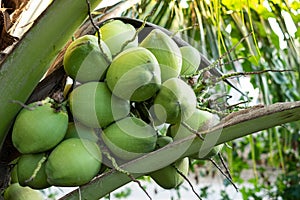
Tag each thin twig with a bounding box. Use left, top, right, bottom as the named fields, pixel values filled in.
left=217, top=32, right=254, bottom=65
left=170, top=24, right=198, bottom=38
left=181, top=122, right=204, bottom=140
left=196, top=105, right=229, bottom=117
left=115, top=9, right=156, bottom=56
left=217, top=69, right=294, bottom=82
left=102, top=151, right=128, bottom=175
left=102, top=150, right=152, bottom=200
left=192, top=33, right=252, bottom=98
left=208, top=158, right=238, bottom=191
left=128, top=174, right=152, bottom=200
left=219, top=55, right=252, bottom=66
left=11, top=100, right=33, bottom=110
left=175, top=166, right=202, bottom=200
left=85, top=0, right=111, bottom=63
left=225, top=101, right=251, bottom=110
left=10, top=100, right=42, bottom=110
left=218, top=153, right=233, bottom=180
left=195, top=32, right=253, bottom=78
left=139, top=102, right=160, bottom=135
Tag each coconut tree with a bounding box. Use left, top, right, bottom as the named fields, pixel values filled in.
left=0, top=0, right=299, bottom=199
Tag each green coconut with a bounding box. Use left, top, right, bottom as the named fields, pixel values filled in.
left=99, top=19, right=138, bottom=56
left=149, top=134, right=188, bottom=189
left=155, top=135, right=173, bottom=149
left=10, top=164, right=18, bottom=184
left=153, top=78, right=196, bottom=125
left=12, top=101, right=68, bottom=154
left=69, top=82, right=130, bottom=128
left=102, top=117, right=157, bottom=160
left=106, top=47, right=161, bottom=102
left=168, top=109, right=221, bottom=159
left=180, top=46, right=201, bottom=76
left=168, top=109, right=219, bottom=140
left=45, top=138, right=102, bottom=186
left=63, top=35, right=112, bottom=83
left=4, top=183, right=43, bottom=200
left=150, top=157, right=189, bottom=189
left=139, top=29, right=182, bottom=82
left=17, top=153, right=50, bottom=189
left=64, top=122, right=98, bottom=143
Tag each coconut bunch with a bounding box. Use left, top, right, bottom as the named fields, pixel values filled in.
left=8, top=19, right=224, bottom=195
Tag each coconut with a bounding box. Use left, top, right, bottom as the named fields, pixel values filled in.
left=149, top=134, right=188, bottom=189
left=63, top=35, right=112, bottom=83
left=69, top=82, right=130, bottom=129
left=17, top=153, right=49, bottom=189
left=155, top=135, right=173, bottom=149
left=12, top=101, right=68, bottom=154
left=168, top=109, right=219, bottom=139
left=139, top=29, right=182, bottom=82
left=106, top=47, right=161, bottom=102
left=64, top=122, right=98, bottom=143
left=45, top=138, right=102, bottom=186
left=168, top=109, right=222, bottom=160
left=4, top=183, right=43, bottom=200
left=99, top=19, right=138, bottom=56
left=102, top=117, right=157, bottom=160
left=150, top=157, right=189, bottom=189
left=180, top=46, right=201, bottom=76
left=10, top=164, right=18, bottom=184
left=153, top=78, right=196, bottom=125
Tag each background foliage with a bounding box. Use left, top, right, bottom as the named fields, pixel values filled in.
left=119, top=0, right=299, bottom=199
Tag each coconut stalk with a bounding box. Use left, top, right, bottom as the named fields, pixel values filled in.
left=0, top=0, right=103, bottom=149
left=61, top=101, right=300, bottom=200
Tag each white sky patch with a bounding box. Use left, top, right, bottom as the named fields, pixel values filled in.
left=268, top=17, right=286, bottom=49
left=179, top=0, right=189, bottom=8
left=231, top=76, right=259, bottom=105
left=225, top=24, right=232, bottom=34
left=282, top=10, right=297, bottom=36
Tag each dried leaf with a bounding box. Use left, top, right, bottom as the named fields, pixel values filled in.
left=0, top=9, right=18, bottom=51
left=2, top=0, right=30, bottom=23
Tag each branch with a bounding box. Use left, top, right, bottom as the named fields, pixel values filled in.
left=60, top=101, right=300, bottom=200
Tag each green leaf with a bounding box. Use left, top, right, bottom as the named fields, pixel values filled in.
left=256, top=5, right=276, bottom=19
left=222, top=0, right=244, bottom=11
left=270, top=32, right=280, bottom=49
left=291, top=1, right=300, bottom=10
left=295, top=28, right=300, bottom=39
